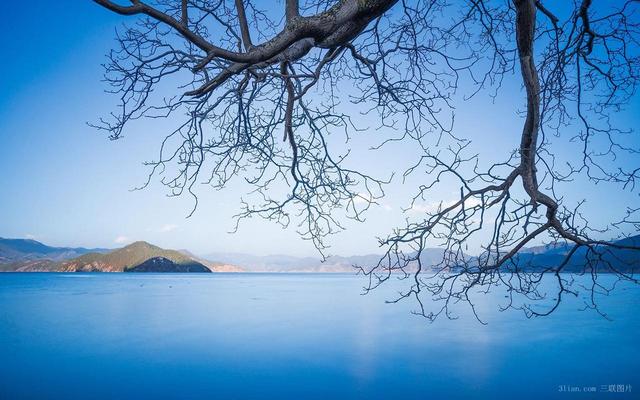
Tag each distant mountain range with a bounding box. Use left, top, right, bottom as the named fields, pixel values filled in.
left=0, top=235, right=638, bottom=273
left=0, top=238, right=109, bottom=263
left=513, top=235, right=640, bottom=273
left=0, top=239, right=236, bottom=273
left=203, top=249, right=450, bottom=273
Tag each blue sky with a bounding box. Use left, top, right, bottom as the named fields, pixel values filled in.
left=0, top=1, right=638, bottom=257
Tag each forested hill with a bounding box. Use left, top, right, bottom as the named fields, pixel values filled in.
left=0, top=240, right=220, bottom=272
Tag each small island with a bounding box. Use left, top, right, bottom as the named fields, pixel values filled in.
left=125, top=256, right=210, bottom=273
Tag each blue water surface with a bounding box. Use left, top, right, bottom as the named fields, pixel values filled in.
left=0, top=273, right=638, bottom=399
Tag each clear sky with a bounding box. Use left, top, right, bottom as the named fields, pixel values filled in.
left=0, top=1, right=638, bottom=257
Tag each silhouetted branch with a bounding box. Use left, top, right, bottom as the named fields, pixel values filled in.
left=94, top=0, right=640, bottom=318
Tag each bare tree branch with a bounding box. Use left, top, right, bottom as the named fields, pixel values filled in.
left=93, top=0, right=640, bottom=320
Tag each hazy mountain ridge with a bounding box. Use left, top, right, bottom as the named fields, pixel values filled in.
left=203, top=235, right=640, bottom=273
left=178, top=249, right=244, bottom=272
left=202, top=248, right=457, bottom=273
left=203, top=252, right=331, bottom=272
left=1, top=235, right=638, bottom=273
left=0, top=237, right=109, bottom=263
left=513, top=235, right=640, bottom=273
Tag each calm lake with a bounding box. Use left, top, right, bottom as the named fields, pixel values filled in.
left=0, top=273, right=638, bottom=399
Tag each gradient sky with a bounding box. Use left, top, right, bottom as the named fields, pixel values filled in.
left=1, top=1, right=638, bottom=257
